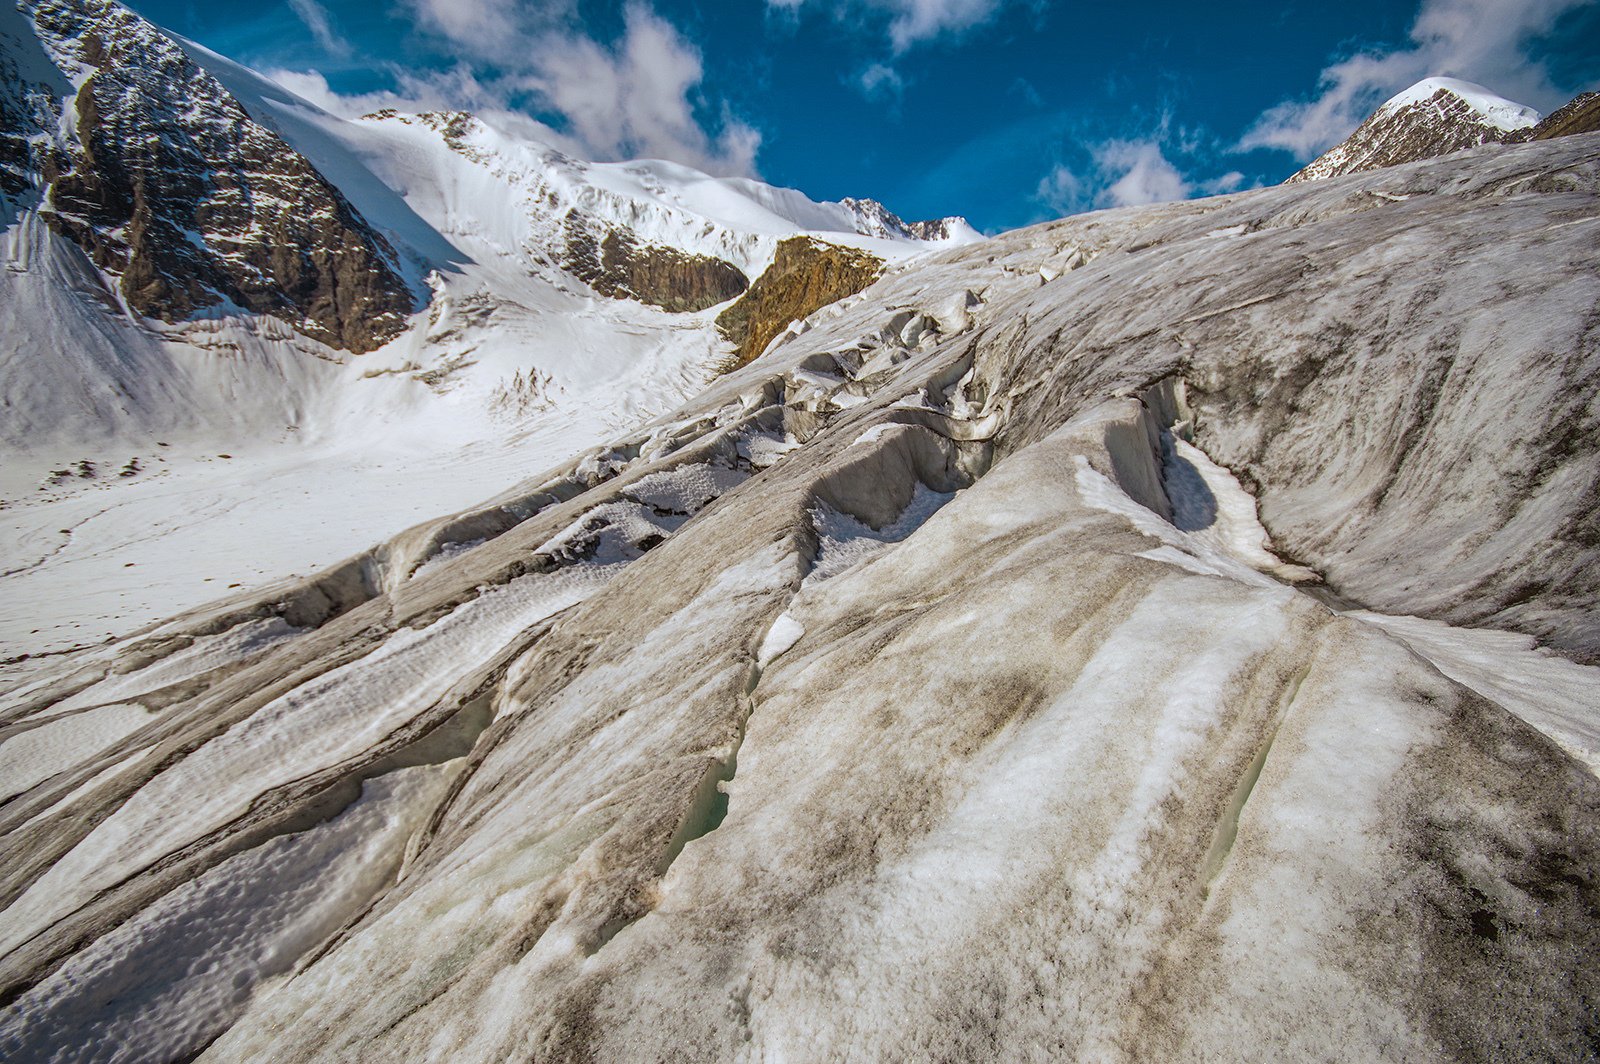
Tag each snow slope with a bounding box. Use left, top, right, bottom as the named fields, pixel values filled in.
left=2, top=132, right=1597, bottom=1062
left=191, top=42, right=977, bottom=281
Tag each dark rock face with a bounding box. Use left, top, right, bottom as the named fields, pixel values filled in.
left=0, top=6, right=66, bottom=205
left=715, top=237, right=883, bottom=368
left=13, top=0, right=415, bottom=352
left=0, top=89, right=35, bottom=199
left=561, top=213, right=748, bottom=313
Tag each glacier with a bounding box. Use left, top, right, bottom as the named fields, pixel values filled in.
left=1, top=124, right=1598, bottom=1062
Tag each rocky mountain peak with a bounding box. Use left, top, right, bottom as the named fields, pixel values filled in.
left=838, top=195, right=975, bottom=242
left=1289, top=77, right=1540, bottom=182
left=3, top=0, right=417, bottom=352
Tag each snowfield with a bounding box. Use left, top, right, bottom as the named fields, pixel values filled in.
left=2, top=129, right=1598, bottom=1062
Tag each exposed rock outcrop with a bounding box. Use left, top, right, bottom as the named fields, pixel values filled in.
left=1520, top=92, right=1600, bottom=141
left=562, top=214, right=748, bottom=313
left=9, top=0, right=415, bottom=352
left=715, top=236, right=884, bottom=367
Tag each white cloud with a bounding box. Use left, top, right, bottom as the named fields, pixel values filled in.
left=1240, top=0, right=1597, bottom=159
left=1034, top=131, right=1243, bottom=217
left=403, top=0, right=570, bottom=65
left=262, top=69, right=391, bottom=117
left=886, top=0, right=1016, bottom=51
left=524, top=6, right=761, bottom=175
left=1034, top=163, right=1083, bottom=213
left=340, top=0, right=762, bottom=176
left=859, top=62, right=905, bottom=102
left=1093, top=139, right=1191, bottom=208
left=771, top=0, right=1027, bottom=53
left=288, top=0, right=351, bottom=57
left=1200, top=170, right=1247, bottom=195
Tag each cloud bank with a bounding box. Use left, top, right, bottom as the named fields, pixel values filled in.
left=287, top=0, right=350, bottom=57
left=275, top=0, right=761, bottom=177
left=769, top=0, right=1033, bottom=55
left=1034, top=113, right=1247, bottom=217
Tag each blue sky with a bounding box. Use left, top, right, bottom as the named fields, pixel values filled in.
left=128, top=0, right=1600, bottom=232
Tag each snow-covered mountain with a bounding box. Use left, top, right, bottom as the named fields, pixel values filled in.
left=1292, top=77, right=1600, bottom=184
left=838, top=195, right=976, bottom=242
left=0, top=0, right=979, bottom=661
left=2, top=129, right=1598, bottom=1062
left=0, top=0, right=976, bottom=456
left=1290, top=78, right=1540, bottom=182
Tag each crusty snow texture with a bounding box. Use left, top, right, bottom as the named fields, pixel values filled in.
left=2, top=135, right=1600, bottom=1063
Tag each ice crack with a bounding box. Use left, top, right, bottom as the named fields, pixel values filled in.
left=1199, top=662, right=1309, bottom=899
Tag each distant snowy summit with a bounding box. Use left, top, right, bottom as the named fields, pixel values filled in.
left=1290, top=77, right=1600, bottom=182
left=335, top=108, right=980, bottom=317
left=837, top=197, right=980, bottom=244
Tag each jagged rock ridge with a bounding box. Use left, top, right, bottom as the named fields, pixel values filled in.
left=838, top=196, right=976, bottom=242
left=1516, top=91, right=1600, bottom=141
